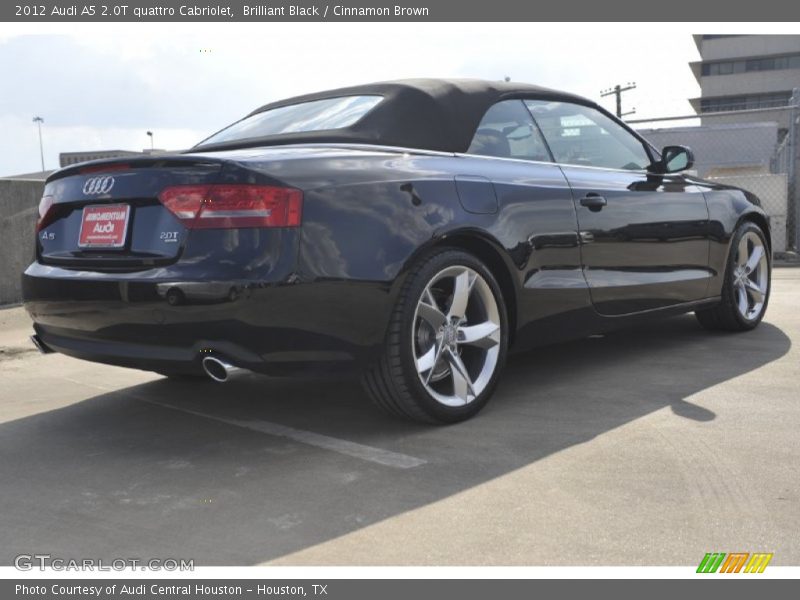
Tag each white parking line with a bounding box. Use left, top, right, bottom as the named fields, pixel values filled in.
left=142, top=399, right=427, bottom=469
left=62, top=375, right=427, bottom=469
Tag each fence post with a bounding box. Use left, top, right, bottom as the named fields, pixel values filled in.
left=791, top=88, right=799, bottom=252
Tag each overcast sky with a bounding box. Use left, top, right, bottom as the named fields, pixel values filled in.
left=0, top=23, right=706, bottom=177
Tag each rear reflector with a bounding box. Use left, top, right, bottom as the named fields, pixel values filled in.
left=158, top=184, right=302, bottom=229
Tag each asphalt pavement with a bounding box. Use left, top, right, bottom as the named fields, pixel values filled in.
left=0, top=270, right=798, bottom=566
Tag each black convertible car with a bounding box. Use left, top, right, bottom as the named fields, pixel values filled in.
left=23, top=79, right=771, bottom=423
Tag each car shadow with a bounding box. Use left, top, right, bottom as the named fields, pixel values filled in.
left=0, top=314, right=790, bottom=565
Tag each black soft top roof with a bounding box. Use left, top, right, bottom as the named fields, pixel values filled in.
left=193, top=78, right=597, bottom=154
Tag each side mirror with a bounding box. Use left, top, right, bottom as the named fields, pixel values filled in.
left=658, top=145, right=694, bottom=174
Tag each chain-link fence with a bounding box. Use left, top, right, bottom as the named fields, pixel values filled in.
left=629, top=88, right=800, bottom=256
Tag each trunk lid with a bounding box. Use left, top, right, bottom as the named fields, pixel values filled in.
left=38, top=157, right=225, bottom=269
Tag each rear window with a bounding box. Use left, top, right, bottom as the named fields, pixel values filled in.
left=197, top=95, right=383, bottom=146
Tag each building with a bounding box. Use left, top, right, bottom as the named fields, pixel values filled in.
left=689, top=34, right=800, bottom=131
left=59, top=148, right=169, bottom=168
left=0, top=170, right=54, bottom=181
left=684, top=35, right=800, bottom=251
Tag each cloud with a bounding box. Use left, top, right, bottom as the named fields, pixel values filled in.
left=0, top=24, right=700, bottom=177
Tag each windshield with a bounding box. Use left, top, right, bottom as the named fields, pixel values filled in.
left=197, top=95, right=384, bottom=146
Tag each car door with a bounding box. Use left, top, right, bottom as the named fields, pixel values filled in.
left=525, top=99, right=712, bottom=316
left=461, top=99, right=591, bottom=347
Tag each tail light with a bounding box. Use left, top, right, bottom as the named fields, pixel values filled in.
left=158, top=184, right=303, bottom=229
left=36, top=195, right=56, bottom=232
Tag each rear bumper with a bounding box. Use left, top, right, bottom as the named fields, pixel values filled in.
left=33, top=326, right=214, bottom=375
left=22, top=262, right=393, bottom=376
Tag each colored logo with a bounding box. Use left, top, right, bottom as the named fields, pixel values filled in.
left=697, top=552, right=773, bottom=573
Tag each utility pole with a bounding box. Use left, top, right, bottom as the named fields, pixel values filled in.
left=600, top=82, right=637, bottom=118
left=32, top=116, right=45, bottom=171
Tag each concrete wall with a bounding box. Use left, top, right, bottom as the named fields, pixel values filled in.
left=0, top=179, right=44, bottom=305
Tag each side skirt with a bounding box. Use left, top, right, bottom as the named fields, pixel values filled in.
left=509, top=296, right=721, bottom=353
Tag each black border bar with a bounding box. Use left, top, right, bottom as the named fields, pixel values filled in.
left=3, top=0, right=800, bottom=22
left=4, top=579, right=799, bottom=600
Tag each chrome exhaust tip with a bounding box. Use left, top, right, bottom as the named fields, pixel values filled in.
left=30, top=334, right=54, bottom=355
left=201, top=355, right=243, bottom=383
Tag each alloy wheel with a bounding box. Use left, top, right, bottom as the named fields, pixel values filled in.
left=732, top=230, right=769, bottom=321
left=412, top=266, right=501, bottom=407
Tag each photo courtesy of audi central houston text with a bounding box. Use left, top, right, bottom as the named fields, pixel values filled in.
left=22, top=79, right=772, bottom=424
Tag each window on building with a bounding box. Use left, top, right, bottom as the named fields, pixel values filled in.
left=700, top=91, right=793, bottom=113
left=701, top=53, right=800, bottom=77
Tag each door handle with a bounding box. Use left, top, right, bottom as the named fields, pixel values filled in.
left=580, top=193, right=607, bottom=212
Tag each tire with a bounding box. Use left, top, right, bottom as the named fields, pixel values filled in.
left=695, top=221, right=771, bottom=332
left=362, top=248, right=509, bottom=424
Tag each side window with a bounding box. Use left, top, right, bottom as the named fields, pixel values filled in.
left=524, top=100, right=652, bottom=171
left=467, top=100, right=552, bottom=162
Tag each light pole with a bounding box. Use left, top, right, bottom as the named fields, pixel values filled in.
left=32, top=116, right=45, bottom=171
left=146, top=130, right=154, bottom=150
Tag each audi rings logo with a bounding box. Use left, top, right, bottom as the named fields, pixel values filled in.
left=82, top=176, right=115, bottom=195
